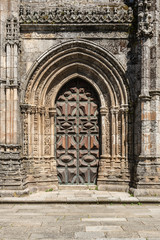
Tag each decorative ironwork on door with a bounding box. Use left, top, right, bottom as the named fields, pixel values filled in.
left=55, top=78, right=100, bottom=184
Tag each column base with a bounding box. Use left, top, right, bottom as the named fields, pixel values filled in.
left=0, top=152, right=25, bottom=191
left=0, top=188, right=29, bottom=197
left=130, top=187, right=160, bottom=197
left=97, top=183, right=129, bottom=192
left=133, top=156, right=160, bottom=195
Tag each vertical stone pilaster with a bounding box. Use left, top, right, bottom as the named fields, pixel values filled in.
left=141, top=39, right=151, bottom=96
left=49, top=108, right=58, bottom=179
left=97, top=107, right=110, bottom=185
left=121, top=108, right=125, bottom=158
left=5, top=15, right=20, bottom=145
left=111, top=108, right=116, bottom=161
left=27, top=107, right=31, bottom=156
left=6, top=86, right=11, bottom=144
left=120, top=105, right=129, bottom=178
left=149, top=0, right=160, bottom=158
left=100, top=107, right=108, bottom=157
left=98, top=105, right=129, bottom=190
left=110, top=107, right=119, bottom=167
left=137, top=0, right=152, bottom=160
left=115, top=109, right=119, bottom=157
left=41, top=107, right=45, bottom=156
left=139, top=96, right=151, bottom=157
left=150, top=92, right=160, bottom=157
left=49, top=108, right=56, bottom=157
left=0, top=5, right=25, bottom=190
left=137, top=0, right=153, bottom=157
left=133, top=0, right=160, bottom=193
left=0, top=82, right=6, bottom=145
left=0, top=1, right=7, bottom=146
left=37, top=108, right=41, bottom=157
left=5, top=85, right=19, bottom=145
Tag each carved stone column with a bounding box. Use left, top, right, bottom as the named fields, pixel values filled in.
left=49, top=107, right=59, bottom=186
left=110, top=107, right=119, bottom=168
left=0, top=15, right=24, bottom=191
left=149, top=0, right=160, bottom=158
left=132, top=0, right=160, bottom=195
left=5, top=16, right=21, bottom=145
left=0, top=80, right=6, bottom=146
left=0, top=2, right=7, bottom=149
left=137, top=0, right=152, bottom=157
left=120, top=105, right=129, bottom=179
left=97, top=107, right=110, bottom=185
left=49, top=108, right=56, bottom=157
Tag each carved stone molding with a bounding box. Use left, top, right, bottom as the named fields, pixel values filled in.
left=5, top=16, right=21, bottom=49
left=5, top=83, right=20, bottom=89
left=0, top=144, right=21, bottom=153
left=49, top=108, right=56, bottom=117
left=138, top=0, right=153, bottom=38
left=120, top=104, right=129, bottom=113
left=21, top=104, right=46, bottom=115
left=19, top=4, right=133, bottom=25
left=0, top=79, right=6, bottom=84
left=100, top=107, right=108, bottom=116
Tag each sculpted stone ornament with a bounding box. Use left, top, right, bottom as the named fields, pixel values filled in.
left=19, top=4, right=133, bottom=24
left=138, top=0, right=153, bottom=38
left=6, top=16, right=21, bottom=49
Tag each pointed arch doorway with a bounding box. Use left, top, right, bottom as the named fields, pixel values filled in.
left=55, top=78, right=100, bottom=185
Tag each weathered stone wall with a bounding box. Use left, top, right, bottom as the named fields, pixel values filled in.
left=0, top=0, right=25, bottom=190
left=17, top=0, right=135, bottom=190
left=0, top=0, right=160, bottom=195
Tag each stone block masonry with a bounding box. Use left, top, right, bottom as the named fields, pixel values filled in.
left=0, top=0, right=160, bottom=196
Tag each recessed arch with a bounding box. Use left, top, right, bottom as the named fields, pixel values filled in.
left=23, top=39, right=130, bottom=108
left=21, top=39, right=132, bottom=188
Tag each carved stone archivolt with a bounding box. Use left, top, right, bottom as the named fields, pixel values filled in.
left=22, top=40, right=131, bottom=185
left=19, top=4, right=133, bottom=25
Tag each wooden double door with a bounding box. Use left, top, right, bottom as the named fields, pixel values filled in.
left=55, top=78, right=100, bottom=184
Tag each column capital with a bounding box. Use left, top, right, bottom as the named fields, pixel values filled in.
left=149, top=90, right=160, bottom=97
left=139, top=94, right=151, bottom=101
left=0, top=79, right=6, bottom=84
left=100, top=107, right=108, bottom=116
left=49, top=107, right=56, bottom=117
left=120, top=104, right=129, bottom=113
left=37, top=106, right=46, bottom=115
left=110, top=106, right=119, bottom=114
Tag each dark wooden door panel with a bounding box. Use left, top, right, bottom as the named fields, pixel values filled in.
left=55, top=78, right=100, bottom=184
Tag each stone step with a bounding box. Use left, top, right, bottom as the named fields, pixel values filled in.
left=58, top=185, right=97, bottom=190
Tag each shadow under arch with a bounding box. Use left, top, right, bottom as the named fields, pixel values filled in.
left=21, top=39, right=133, bottom=189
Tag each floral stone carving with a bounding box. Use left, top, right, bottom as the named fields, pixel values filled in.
left=19, top=5, right=133, bottom=24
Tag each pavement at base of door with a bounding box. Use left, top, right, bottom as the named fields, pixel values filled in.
left=0, top=203, right=160, bottom=240
left=0, top=190, right=160, bottom=203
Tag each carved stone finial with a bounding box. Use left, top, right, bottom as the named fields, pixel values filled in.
left=138, top=0, right=153, bottom=38
left=6, top=16, right=21, bottom=49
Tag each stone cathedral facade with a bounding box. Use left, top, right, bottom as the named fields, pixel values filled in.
left=0, top=0, right=160, bottom=196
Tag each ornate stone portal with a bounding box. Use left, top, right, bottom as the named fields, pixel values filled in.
left=0, top=0, right=160, bottom=196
